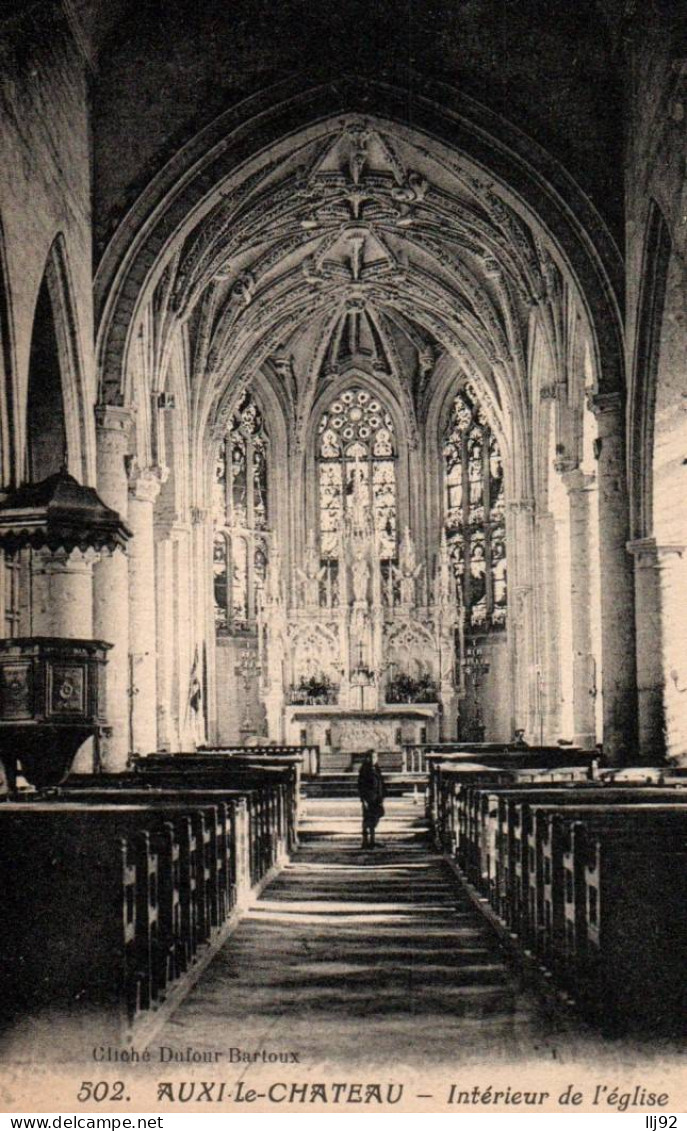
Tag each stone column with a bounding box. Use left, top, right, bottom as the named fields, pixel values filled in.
left=656, top=544, right=687, bottom=761
left=93, top=405, right=132, bottom=772
left=627, top=538, right=687, bottom=763
left=562, top=467, right=597, bottom=747
left=154, top=526, right=174, bottom=750
left=32, top=547, right=98, bottom=636
left=128, top=462, right=166, bottom=755
left=590, top=392, right=638, bottom=764
left=508, top=499, right=539, bottom=741
left=536, top=508, right=560, bottom=742
left=173, top=520, right=194, bottom=749
left=191, top=507, right=211, bottom=747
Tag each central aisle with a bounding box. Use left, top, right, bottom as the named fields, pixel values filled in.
left=159, top=796, right=591, bottom=1070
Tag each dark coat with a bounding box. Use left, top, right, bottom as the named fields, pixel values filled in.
left=358, top=760, right=385, bottom=808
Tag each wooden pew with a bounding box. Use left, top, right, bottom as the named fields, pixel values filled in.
left=200, top=743, right=320, bottom=776
left=51, top=790, right=227, bottom=951
left=0, top=803, right=183, bottom=1033
left=426, top=749, right=593, bottom=835
left=58, top=786, right=252, bottom=913
left=0, top=747, right=299, bottom=1041
left=532, top=804, right=687, bottom=1031
left=67, top=760, right=294, bottom=878
left=434, top=766, right=687, bottom=1031
left=132, top=754, right=301, bottom=855
left=461, top=783, right=687, bottom=935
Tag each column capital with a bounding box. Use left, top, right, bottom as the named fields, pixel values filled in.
left=561, top=467, right=596, bottom=494
left=95, top=404, right=134, bottom=436
left=587, top=391, right=624, bottom=438
left=587, top=389, right=622, bottom=415
left=627, top=537, right=686, bottom=566
left=127, top=458, right=168, bottom=503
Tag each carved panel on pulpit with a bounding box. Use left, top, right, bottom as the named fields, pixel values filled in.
left=0, top=663, right=34, bottom=720
left=49, top=665, right=86, bottom=715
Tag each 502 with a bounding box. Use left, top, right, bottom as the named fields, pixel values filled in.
left=77, top=1081, right=127, bottom=1103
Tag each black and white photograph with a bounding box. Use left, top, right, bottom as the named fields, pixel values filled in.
left=0, top=0, right=686, bottom=1115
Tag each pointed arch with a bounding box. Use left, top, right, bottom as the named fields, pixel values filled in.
left=629, top=200, right=672, bottom=540
left=0, top=219, right=17, bottom=487
left=305, top=367, right=414, bottom=557
left=95, top=77, right=624, bottom=411
left=439, top=381, right=508, bottom=633
left=27, top=234, right=92, bottom=483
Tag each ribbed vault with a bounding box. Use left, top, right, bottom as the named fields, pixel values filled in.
left=89, top=85, right=635, bottom=761
left=118, top=115, right=588, bottom=480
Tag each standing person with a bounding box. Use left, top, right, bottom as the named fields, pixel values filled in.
left=358, top=749, right=385, bottom=848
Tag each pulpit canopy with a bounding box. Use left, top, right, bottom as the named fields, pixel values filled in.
left=0, top=468, right=131, bottom=555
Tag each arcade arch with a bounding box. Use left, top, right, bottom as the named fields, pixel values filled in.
left=92, top=93, right=634, bottom=765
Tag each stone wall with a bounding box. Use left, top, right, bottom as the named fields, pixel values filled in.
left=625, top=7, right=687, bottom=761
left=0, top=4, right=94, bottom=484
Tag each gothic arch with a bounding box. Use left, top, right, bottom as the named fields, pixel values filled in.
left=210, top=368, right=290, bottom=562
left=629, top=200, right=672, bottom=541
left=0, top=219, right=17, bottom=486
left=95, top=76, right=624, bottom=412
left=34, top=234, right=92, bottom=483
left=424, top=366, right=514, bottom=568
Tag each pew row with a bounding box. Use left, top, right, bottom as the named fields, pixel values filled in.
left=429, top=758, right=687, bottom=1033
left=0, top=755, right=302, bottom=1041
left=197, top=743, right=320, bottom=777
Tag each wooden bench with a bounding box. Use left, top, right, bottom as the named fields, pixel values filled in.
left=432, top=760, right=687, bottom=1030
left=132, top=755, right=301, bottom=856
left=0, top=760, right=295, bottom=1039
left=534, top=804, right=687, bottom=1031
left=132, top=754, right=301, bottom=849
left=426, top=749, right=593, bottom=838
left=200, top=744, right=320, bottom=776
left=0, top=803, right=186, bottom=1033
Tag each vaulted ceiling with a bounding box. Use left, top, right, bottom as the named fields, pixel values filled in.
left=90, top=0, right=628, bottom=253
left=135, top=117, right=570, bottom=456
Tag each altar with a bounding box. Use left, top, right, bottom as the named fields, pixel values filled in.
left=284, top=703, right=439, bottom=758
left=258, top=459, right=463, bottom=758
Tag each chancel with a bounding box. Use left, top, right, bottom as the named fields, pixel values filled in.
left=2, top=0, right=687, bottom=1102
left=207, top=122, right=579, bottom=763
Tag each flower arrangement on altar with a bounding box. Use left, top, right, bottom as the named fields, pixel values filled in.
left=289, top=673, right=339, bottom=705
left=385, top=671, right=439, bottom=704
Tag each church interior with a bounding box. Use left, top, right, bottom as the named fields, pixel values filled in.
left=1, top=0, right=687, bottom=1099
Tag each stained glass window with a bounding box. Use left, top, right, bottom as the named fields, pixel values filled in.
left=318, top=387, right=397, bottom=567
left=213, top=392, right=269, bottom=633
left=443, top=386, right=507, bottom=630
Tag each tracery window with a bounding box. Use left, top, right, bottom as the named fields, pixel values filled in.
left=213, top=393, right=269, bottom=633
left=318, top=387, right=397, bottom=582
left=443, top=386, right=507, bottom=630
